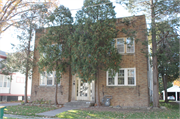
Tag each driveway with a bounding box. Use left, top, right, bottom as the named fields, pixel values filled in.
left=0, top=102, right=20, bottom=106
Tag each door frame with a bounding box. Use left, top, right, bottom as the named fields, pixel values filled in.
left=74, top=76, right=95, bottom=101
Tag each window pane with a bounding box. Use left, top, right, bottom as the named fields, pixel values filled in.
left=47, top=79, right=52, bottom=85
left=117, top=39, right=124, bottom=53
left=0, top=75, right=3, bottom=87
left=118, top=70, right=124, bottom=84
left=108, top=78, right=114, bottom=85
left=7, top=82, right=10, bottom=87
left=118, top=70, right=124, bottom=76
left=47, top=73, right=53, bottom=85
left=126, top=38, right=134, bottom=53
left=40, top=72, right=46, bottom=85
left=128, top=69, right=134, bottom=77
left=117, top=38, right=124, bottom=44
left=3, top=82, right=7, bottom=87
left=128, top=77, right=134, bottom=84
left=4, top=76, right=9, bottom=87
left=118, top=77, right=124, bottom=84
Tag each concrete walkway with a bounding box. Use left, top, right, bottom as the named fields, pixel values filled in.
left=36, top=107, right=80, bottom=117
left=0, top=102, right=20, bottom=106
left=4, top=114, right=58, bottom=119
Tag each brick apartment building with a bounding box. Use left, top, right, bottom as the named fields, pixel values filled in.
left=31, top=15, right=151, bottom=107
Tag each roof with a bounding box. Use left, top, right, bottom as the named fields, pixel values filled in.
left=162, top=85, right=180, bottom=92
left=0, top=50, right=8, bottom=59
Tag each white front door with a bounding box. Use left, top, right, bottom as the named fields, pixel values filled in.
left=76, top=77, right=95, bottom=101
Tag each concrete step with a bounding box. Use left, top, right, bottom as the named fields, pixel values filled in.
left=64, top=101, right=94, bottom=108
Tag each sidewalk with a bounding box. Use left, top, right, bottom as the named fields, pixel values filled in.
left=4, top=114, right=57, bottom=119
left=3, top=107, right=80, bottom=119
left=36, top=107, right=80, bottom=117
left=0, top=103, right=20, bottom=106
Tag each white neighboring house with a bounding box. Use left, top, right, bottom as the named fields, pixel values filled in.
left=0, top=50, right=31, bottom=102
left=147, top=45, right=153, bottom=103
left=162, top=85, right=180, bottom=101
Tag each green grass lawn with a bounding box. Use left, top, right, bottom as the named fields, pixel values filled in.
left=4, top=105, right=58, bottom=116
left=56, top=102, right=180, bottom=119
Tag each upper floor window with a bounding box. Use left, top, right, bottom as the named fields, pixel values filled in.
left=115, top=38, right=135, bottom=53
left=40, top=71, right=60, bottom=86
left=106, top=68, right=136, bottom=86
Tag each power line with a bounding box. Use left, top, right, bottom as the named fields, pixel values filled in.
left=0, top=1, right=116, bottom=24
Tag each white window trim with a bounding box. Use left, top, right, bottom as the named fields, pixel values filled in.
left=106, top=68, right=136, bottom=86
left=0, top=74, right=10, bottom=88
left=115, top=37, right=135, bottom=54
left=116, top=38, right=125, bottom=53
left=39, top=71, right=56, bottom=86
left=126, top=38, right=135, bottom=53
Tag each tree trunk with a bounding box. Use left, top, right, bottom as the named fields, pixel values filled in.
left=24, top=26, right=32, bottom=103
left=95, top=70, right=101, bottom=106
left=151, top=0, right=159, bottom=107
left=55, top=61, right=58, bottom=105
left=162, top=74, right=168, bottom=103
left=55, top=80, right=58, bottom=105
left=68, top=65, right=72, bottom=102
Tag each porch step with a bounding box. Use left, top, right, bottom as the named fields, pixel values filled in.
left=64, top=101, right=94, bottom=108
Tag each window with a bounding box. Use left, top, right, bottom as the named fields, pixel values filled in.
left=106, top=68, right=136, bottom=86
left=117, top=38, right=124, bottom=53
left=40, top=72, right=46, bottom=85
left=107, top=70, right=115, bottom=85
left=47, top=72, right=53, bottom=85
left=115, top=38, right=135, bottom=53
left=0, top=74, right=10, bottom=87
left=126, top=38, right=134, bottom=53
left=0, top=75, right=3, bottom=87
left=39, top=71, right=60, bottom=86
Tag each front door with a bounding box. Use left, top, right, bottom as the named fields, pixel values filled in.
left=76, top=77, right=94, bottom=101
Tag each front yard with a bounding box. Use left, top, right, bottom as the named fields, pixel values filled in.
left=56, top=102, right=180, bottom=119
left=3, top=101, right=180, bottom=118
left=4, top=105, right=58, bottom=116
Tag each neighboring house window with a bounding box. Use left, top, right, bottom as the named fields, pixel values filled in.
left=106, top=68, right=136, bottom=86
left=0, top=75, right=3, bottom=87
left=40, top=71, right=60, bottom=86
left=0, top=74, right=10, bottom=87
left=115, top=38, right=135, bottom=53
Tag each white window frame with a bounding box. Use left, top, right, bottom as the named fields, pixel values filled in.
left=39, top=71, right=55, bottom=86
left=0, top=74, right=10, bottom=88
left=106, top=68, right=136, bottom=86
left=126, top=38, right=135, bottom=53
left=116, top=38, right=125, bottom=53
left=115, top=37, right=135, bottom=54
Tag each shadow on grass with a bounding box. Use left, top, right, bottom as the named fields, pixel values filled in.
left=56, top=102, right=180, bottom=119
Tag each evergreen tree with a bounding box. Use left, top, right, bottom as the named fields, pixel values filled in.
left=157, top=20, right=179, bottom=102
left=38, top=5, right=73, bottom=105
left=70, top=0, right=122, bottom=106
